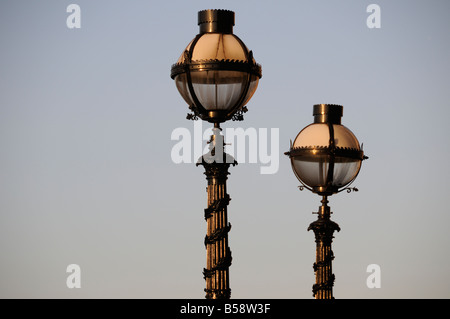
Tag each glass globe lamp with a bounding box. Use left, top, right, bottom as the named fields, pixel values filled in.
left=170, top=9, right=262, bottom=124
left=287, top=104, right=367, bottom=196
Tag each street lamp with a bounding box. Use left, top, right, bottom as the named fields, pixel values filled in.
left=170, top=9, right=262, bottom=299
left=285, top=104, right=368, bottom=299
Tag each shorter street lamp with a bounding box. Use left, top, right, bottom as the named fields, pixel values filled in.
left=285, top=104, right=368, bottom=299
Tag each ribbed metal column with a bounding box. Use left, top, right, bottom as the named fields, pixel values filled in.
left=197, top=132, right=236, bottom=299
left=308, top=196, right=340, bottom=299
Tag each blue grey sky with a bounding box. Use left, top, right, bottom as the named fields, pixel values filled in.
left=1, top=0, right=449, bottom=298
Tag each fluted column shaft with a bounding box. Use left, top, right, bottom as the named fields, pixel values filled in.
left=308, top=196, right=341, bottom=299
left=197, top=133, right=236, bottom=299
left=203, top=165, right=231, bottom=299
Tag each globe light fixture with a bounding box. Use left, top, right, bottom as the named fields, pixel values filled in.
left=171, top=9, right=262, bottom=124
left=288, top=104, right=365, bottom=196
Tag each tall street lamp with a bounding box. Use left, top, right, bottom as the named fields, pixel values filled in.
left=285, top=104, right=368, bottom=299
left=170, top=9, right=262, bottom=299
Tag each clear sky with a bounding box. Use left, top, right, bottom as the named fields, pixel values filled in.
left=1, top=0, right=450, bottom=298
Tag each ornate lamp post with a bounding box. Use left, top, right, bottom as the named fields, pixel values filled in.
left=285, top=104, right=368, bottom=299
left=170, top=9, right=262, bottom=299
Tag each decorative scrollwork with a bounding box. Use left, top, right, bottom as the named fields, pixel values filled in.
left=345, top=187, right=359, bottom=193
left=202, top=248, right=233, bottom=277
left=203, top=247, right=233, bottom=298
left=313, top=250, right=335, bottom=272
left=202, top=268, right=215, bottom=279
left=312, top=274, right=335, bottom=297
left=186, top=113, right=198, bottom=120
left=186, top=104, right=200, bottom=121
left=204, top=223, right=232, bottom=246
left=231, top=106, right=248, bottom=121
left=214, top=248, right=232, bottom=271
left=204, top=194, right=231, bottom=220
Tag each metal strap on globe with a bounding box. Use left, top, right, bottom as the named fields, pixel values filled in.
left=288, top=146, right=364, bottom=160
left=170, top=57, right=262, bottom=79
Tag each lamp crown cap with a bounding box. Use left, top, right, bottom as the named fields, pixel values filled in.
left=313, top=104, right=343, bottom=124
left=198, top=9, right=235, bottom=34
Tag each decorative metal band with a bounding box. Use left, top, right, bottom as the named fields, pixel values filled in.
left=288, top=146, right=365, bottom=161
left=313, top=250, right=335, bottom=272
left=203, top=248, right=232, bottom=278
left=204, top=194, right=231, bottom=220
left=204, top=223, right=232, bottom=246
left=171, top=59, right=262, bottom=79
left=312, top=274, right=336, bottom=297
left=203, top=247, right=233, bottom=297
left=202, top=268, right=215, bottom=279
left=214, top=248, right=232, bottom=271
